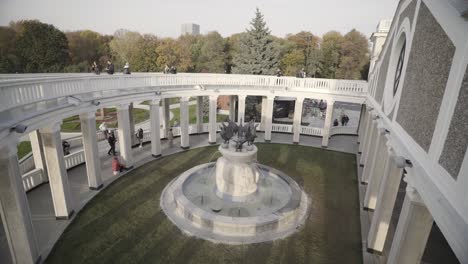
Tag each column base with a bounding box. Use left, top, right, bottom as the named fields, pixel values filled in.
left=358, top=151, right=362, bottom=154
left=363, top=206, right=374, bottom=212
left=265, top=140, right=271, bottom=143
left=89, top=184, right=103, bottom=191
left=360, top=181, right=368, bottom=185
left=181, top=146, right=190, bottom=150
left=321, top=145, right=328, bottom=148
left=366, top=248, right=383, bottom=256
left=152, top=154, right=162, bottom=158
left=208, top=141, right=217, bottom=145
left=293, top=142, right=299, bottom=145
left=56, top=210, right=75, bottom=220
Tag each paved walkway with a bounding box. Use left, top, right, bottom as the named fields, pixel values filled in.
left=0, top=132, right=359, bottom=263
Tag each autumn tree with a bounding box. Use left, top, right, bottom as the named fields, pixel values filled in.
left=194, top=31, right=225, bottom=73
left=0, top=26, right=20, bottom=73
left=109, top=29, right=143, bottom=69
left=336, top=29, right=369, bottom=79
left=319, top=31, right=343, bottom=78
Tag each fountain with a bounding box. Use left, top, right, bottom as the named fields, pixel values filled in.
left=161, top=120, right=310, bottom=244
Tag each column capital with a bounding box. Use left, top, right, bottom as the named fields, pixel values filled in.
left=79, top=111, right=96, bottom=120
left=40, top=122, right=62, bottom=134
left=266, top=95, right=275, bottom=101
left=405, top=184, right=424, bottom=205
left=150, top=98, right=161, bottom=105
left=295, top=97, right=305, bottom=103
left=209, top=95, right=219, bottom=100
left=180, top=96, right=190, bottom=102
left=0, top=133, right=19, bottom=158
left=238, top=95, right=247, bottom=100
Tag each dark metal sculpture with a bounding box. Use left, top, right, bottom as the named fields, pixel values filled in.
left=219, top=118, right=257, bottom=151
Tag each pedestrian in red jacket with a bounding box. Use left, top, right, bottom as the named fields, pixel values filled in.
left=112, top=156, right=128, bottom=175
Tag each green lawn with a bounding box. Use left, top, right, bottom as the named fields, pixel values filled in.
left=170, top=104, right=228, bottom=126
left=17, top=141, right=32, bottom=159
left=60, top=108, right=149, bottom=132
left=46, top=144, right=362, bottom=264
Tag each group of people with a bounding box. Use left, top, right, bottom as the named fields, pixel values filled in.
left=274, top=68, right=306, bottom=78
left=163, top=65, right=178, bottom=74
left=333, top=110, right=350, bottom=126
left=91, top=61, right=130, bottom=75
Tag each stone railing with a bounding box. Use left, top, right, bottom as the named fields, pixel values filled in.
left=272, top=124, right=293, bottom=133
left=19, top=153, right=35, bottom=175
left=0, top=73, right=368, bottom=113
left=330, top=126, right=358, bottom=136
left=64, top=150, right=86, bottom=169
left=301, top=126, right=323, bottom=136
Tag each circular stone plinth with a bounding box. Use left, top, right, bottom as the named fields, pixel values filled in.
left=160, top=162, right=310, bottom=244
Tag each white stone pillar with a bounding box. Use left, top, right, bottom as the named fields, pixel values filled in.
left=361, top=124, right=384, bottom=184
left=196, top=96, right=204, bottom=133
left=264, top=96, right=274, bottom=142
left=150, top=99, right=162, bottom=158
left=209, top=95, right=218, bottom=144
left=79, top=112, right=103, bottom=190
left=117, top=104, right=134, bottom=168
left=161, top=98, right=170, bottom=138
left=238, top=95, right=246, bottom=124
left=360, top=112, right=377, bottom=165
left=293, top=97, right=304, bottom=144
left=180, top=97, right=190, bottom=149
left=128, top=102, right=136, bottom=145
left=321, top=99, right=335, bottom=147
left=0, top=135, right=41, bottom=264
left=29, top=130, right=48, bottom=181
left=229, top=95, right=236, bottom=121
left=358, top=106, right=369, bottom=146
left=387, top=184, right=433, bottom=264
left=260, top=97, right=267, bottom=130
left=367, top=152, right=406, bottom=253
left=40, top=123, right=74, bottom=219
left=363, top=129, right=388, bottom=209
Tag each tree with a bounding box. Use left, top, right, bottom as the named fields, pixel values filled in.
left=336, top=29, right=369, bottom=79
left=232, top=8, right=280, bottom=75
left=285, top=31, right=321, bottom=77
left=109, top=29, right=142, bottom=69
left=132, top=34, right=159, bottom=72
left=319, top=31, right=343, bottom=78
left=0, top=26, right=20, bottom=73
left=14, top=20, right=69, bottom=72
left=195, top=31, right=225, bottom=73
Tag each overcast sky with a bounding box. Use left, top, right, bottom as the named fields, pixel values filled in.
left=0, top=0, right=398, bottom=38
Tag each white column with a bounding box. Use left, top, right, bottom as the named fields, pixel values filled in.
left=260, top=97, right=267, bottom=130
left=238, top=95, right=246, bottom=124
left=321, top=99, right=335, bottom=147
left=358, top=106, right=369, bottom=146
left=117, top=104, right=133, bottom=168
left=387, top=184, right=433, bottom=264
left=29, top=130, right=48, bottom=181
left=229, top=95, right=236, bottom=121
left=196, top=96, right=204, bottom=133
left=79, top=112, right=103, bottom=190
left=128, top=102, right=136, bottom=145
left=40, top=123, right=74, bottom=219
left=161, top=98, right=170, bottom=138
left=209, top=95, right=218, bottom=144
left=0, top=135, right=40, bottom=264
left=264, top=96, right=274, bottom=142
left=360, top=112, right=377, bottom=165
left=363, top=129, right=388, bottom=210
left=367, top=152, right=406, bottom=253
left=293, top=97, right=304, bottom=144
left=150, top=99, right=162, bottom=158
left=180, top=97, right=190, bottom=149
left=361, top=125, right=384, bottom=184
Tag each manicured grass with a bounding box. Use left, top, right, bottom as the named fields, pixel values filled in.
left=170, top=104, right=228, bottom=126
left=60, top=108, right=150, bottom=132
left=17, top=141, right=32, bottom=160
left=46, top=144, right=362, bottom=264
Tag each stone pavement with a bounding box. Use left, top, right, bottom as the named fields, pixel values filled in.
left=0, top=132, right=359, bottom=263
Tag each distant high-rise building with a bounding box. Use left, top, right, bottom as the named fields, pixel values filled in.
left=181, top=23, right=200, bottom=36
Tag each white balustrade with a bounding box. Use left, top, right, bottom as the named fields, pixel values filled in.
left=330, top=126, right=358, bottom=136
left=21, top=168, right=45, bottom=192
left=64, top=150, right=85, bottom=169
left=19, top=153, right=35, bottom=175
left=189, top=124, right=198, bottom=134
left=0, top=73, right=368, bottom=113
left=272, top=124, right=293, bottom=133
left=300, top=126, right=323, bottom=136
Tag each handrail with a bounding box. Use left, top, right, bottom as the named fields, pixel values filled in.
left=0, top=73, right=368, bottom=113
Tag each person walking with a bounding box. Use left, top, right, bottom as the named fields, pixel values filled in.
left=99, top=121, right=109, bottom=139
left=168, top=128, right=174, bottom=148
left=105, top=60, right=114, bottom=75
left=136, top=128, right=144, bottom=148
left=344, top=115, right=350, bottom=126
left=333, top=119, right=339, bottom=127
left=164, top=65, right=170, bottom=74
left=62, top=140, right=71, bottom=155
left=123, top=62, right=131, bottom=74
left=107, top=132, right=117, bottom=155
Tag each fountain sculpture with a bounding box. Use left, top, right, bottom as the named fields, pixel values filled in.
left=161, top=120, right=310, bottom=244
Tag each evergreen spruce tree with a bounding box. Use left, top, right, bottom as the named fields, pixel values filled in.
left=233, top=8, right=280, bottom=75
